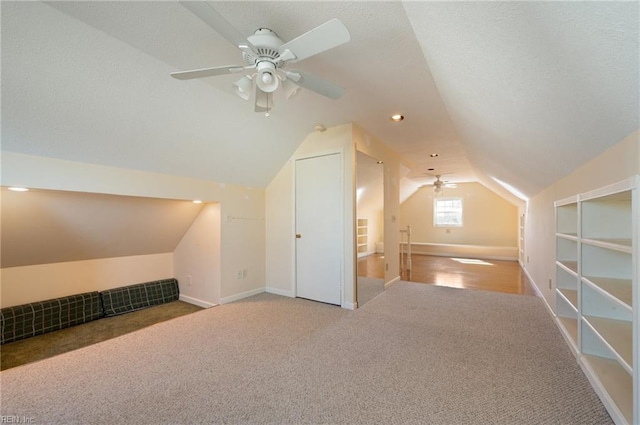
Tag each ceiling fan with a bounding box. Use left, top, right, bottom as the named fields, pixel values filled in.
left=422, top=175, right=457, bottom=194
left=171, top=1, right=351, bottom=115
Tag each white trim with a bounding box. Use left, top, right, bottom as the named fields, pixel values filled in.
left=179, top=294, right=217, bottom=308
left=384, top=275, right=401, bottom=289
left=220, top=287, right=265, bottom=304
left=579, top=176, right=636, bottom=202
left=265, top=287, right=295, bottom=298
left=341, top=301, right=356, bottom=310
left=555, top=195, right=579, bottom=207
left=433, top=197, right=464, bottom=228
left=522, top=266, right=555, bottom=319
left=578, top=358, right=627, bottom=425
left=401, top=242, right=518, bottom=262
left=293, top=148, right=344, bottom=162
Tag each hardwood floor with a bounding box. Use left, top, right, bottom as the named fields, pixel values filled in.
left=358, top=253, right=536, bottom=296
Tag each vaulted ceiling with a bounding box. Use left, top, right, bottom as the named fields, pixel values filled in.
left=2, top=1, right=638, bottom=200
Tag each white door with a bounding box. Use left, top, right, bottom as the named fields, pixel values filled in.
left=295, top=153, right=342, bottom=305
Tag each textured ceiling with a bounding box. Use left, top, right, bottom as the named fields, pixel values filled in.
left=2, top=1, right=638, bottom=199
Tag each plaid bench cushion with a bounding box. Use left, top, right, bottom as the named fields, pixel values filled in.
left=0, top=292, right=102, bottom=345
left=100, top=278, right=179, bottom=317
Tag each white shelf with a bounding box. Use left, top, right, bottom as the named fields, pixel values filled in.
left=357, top=218, right=368, bottom=257
left=582, top=354, right=633, bottom=425
left=557, top=232, right=578, bottom=241
left=582, top=238, right=633, bottom=254
left=557, top=316, right=578, bottom=353
left=557, top=260, right=578, bottom=275
left=555, top=199, right=578, bottom=235
left=582, top=277, right=632, bottom=309
left=558, top=288, right=578, bottom=309
left=582, top=244, right=631, bottom=281
left=584, top=315, right=633, bottom=370
left=554, top=176, right=637, bottom=425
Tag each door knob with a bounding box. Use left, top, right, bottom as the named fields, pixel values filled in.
left=296, top=233, right=302, bottom=239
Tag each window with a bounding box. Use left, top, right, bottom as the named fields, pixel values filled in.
left=434, top=197, right=463, bottom=227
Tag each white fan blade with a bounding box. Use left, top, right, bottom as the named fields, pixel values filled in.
left=287, top=70, right=345, bottom=100
left=278, top=18, right=350, bottom=63
left=170, top=65, right=245, bottom=80
left=180, top=1, right=256, bottom=51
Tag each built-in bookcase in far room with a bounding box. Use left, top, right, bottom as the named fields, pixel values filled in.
left=554, top=176, right=639, bottom=425
left=357, top=218, right=368, bottom=258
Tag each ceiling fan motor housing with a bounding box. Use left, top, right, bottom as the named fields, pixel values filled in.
left=243, top=28, right=285, bottom=67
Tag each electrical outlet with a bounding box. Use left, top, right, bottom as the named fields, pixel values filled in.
left=548, top=279, right=552, bottom=289
left=237, top=270, right=243, bottom=279
left=242, top=269, right=247, bottom=279
left=527, top=256, right=530, bottom=263
left=385, top=263, right=389, bottom=271
left=187, top=275, right=192, bottom=287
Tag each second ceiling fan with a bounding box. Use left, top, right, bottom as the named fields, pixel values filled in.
left=171, top=1, right=351, bottom=114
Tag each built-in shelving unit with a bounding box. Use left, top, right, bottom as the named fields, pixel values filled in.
left=555, top=196, right=580, bottom=353
left=554, top=177, right=638, bottom=425
left=357, top=218, right=368, bottom=258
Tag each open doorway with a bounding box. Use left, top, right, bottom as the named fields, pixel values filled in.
left=355, top=151, right=384, bottom=306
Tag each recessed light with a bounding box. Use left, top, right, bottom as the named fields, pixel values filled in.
left=390, top=114, right=404, bottom=122
left=193, top=200, right=202, bottom=204
left=429, top=153, right=439, bottom=158
left=427, top=168, right=435, bottom=171
left=314, top=124, right=326, bottom=132
left=8, top=187, right=29, bottom=192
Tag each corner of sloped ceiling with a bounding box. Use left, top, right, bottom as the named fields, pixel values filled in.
left=472, top=168, right=527, bottom=209
left=403, top=1, right=639, bottom=201
left=0, top=188, right=206, bottom=268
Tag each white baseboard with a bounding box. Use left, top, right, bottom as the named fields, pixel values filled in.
left=401, top=242, right=518, bottom=261
left=384, top=276, right=401, bottom=289
left=342, top=301, right=356, bottom=310
left=522, top=266, right=555, bottom=319
left=265, top=287, right=295, bottom=298
left=220, top=287, right=265, bottom=304
left=179, top=294, right=217, bottom=308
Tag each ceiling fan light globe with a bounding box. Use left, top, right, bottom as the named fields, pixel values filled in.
left=233, top=76, right=253, bottom=101
left=256, top=61, right=279, bottom=93
left=256, top=72, right=279, bottom=92
left=283, top=79, right=301, bottom=99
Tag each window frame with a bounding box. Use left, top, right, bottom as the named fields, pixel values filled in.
left=433, top=197, right=464, bottom=228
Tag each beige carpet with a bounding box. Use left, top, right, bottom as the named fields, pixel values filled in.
left=0, top=300, right=203, bottom=371
left=0, top=282, right=612, bottom=424
left=356, top=276, right=384, bottom=307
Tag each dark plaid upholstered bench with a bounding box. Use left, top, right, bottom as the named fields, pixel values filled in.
left=0, top=292, right=103, bottom=344
left=0, top=278, right=180, bottom=344
left=100, top=278, right=179, bottom=317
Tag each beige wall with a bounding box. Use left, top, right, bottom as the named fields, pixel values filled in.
left=399, top=182, right=518, bottom=247
left=1, top=254, right=173, bottom=307
left=173, top=203, right=221, bottom=307
left=265, top=123, right=406, bottom=308
left=265, top=124, right=356, bottom=307
left=0, top=188, right=205, bottom=268
left=0, top=152, right=265, bottom=307
left=524, top=130, right=639, bottom=309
